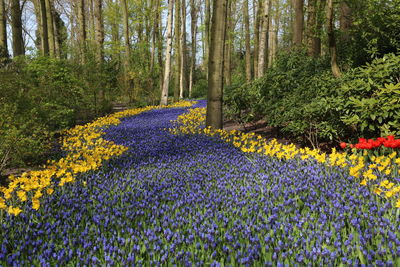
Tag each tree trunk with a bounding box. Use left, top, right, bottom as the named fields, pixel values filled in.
left=339, top=1, right=351, bottom=42
left=206, top=0, right=228, bottom=129
left=306, top=0, right=317, bottom=56
left=156, top=2, right=163, bottom=92
left=268, top=0, right=279, bottom=68
left=257, top=0, right=271, bottom=78
left=173, top=0, right=181, bottom=101
left=224, top=0, right=234, bottom=87
left=11, top=0, right=25, bottom=56
left=38, top=0, right=49, bottom=56
left=204, top=0, right=211, bottom=77
left=189, top=0, right=197, bottom=98
left=78, top=0, right=86, bottom=63
left=327, top=0, right=341, bottom=77
left=0, top=0, right=8, bottom=58
left=122, top=0, right=130, bottom=59
left=94, top=0, right=104, bottom=62
left=292, top=0, right=303, bottom=46
left=160, top=0, right=174, bottom=105
left=243, top=0, right=252, bottom=81
left=44, top=0, right=55, bottom=57
left=179, top=0, right=188, bottom=99
left=314, top=0, right=325, bottom=56
left=253, top=0, right=262, bottom=77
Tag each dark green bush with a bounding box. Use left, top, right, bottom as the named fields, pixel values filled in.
left=0, top=56, right=117, bottom=173
left=340, top=53, right=400, bottom=137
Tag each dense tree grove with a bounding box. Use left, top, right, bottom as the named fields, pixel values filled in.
left=0, top=0, right=399, bottom=171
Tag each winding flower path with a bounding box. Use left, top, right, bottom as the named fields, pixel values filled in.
left=1, top=101, right=399, bottom=266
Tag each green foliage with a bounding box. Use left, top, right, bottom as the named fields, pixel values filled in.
left=339, top=0, right=400, bottom=67
left=0, top=56, right=117, bottom=172
left=225, top=51, right=400, bottom=147
left=340, top=53, right=400, bottom=137
left=225, top=50, right=347, bottom=147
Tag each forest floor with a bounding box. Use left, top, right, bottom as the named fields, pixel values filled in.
left=0, top=101, right=398, bottom=265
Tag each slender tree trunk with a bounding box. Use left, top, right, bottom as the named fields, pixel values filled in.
left=224, top=0, right=233, bottom=86
left=243, top=0, right=252, bottom=81
left=253, top=0, right=262, bottom=77
left=108, top=0, right=119, bottom=62
left=122, top=0, right=130, bottom=59
left=156, top=2, right=163, bottom=92
left=44, top=0, right=55, bottom=57
left=38, top=0, right=49, bottom=56
left=189, top=0, right=197, bottom=98
left=306, top=0, right=317, bottom=56
left=78, top=0, right=86, bottom=63
left=179, top=0, right=188, bottom=99
left=11, top=0, right=25, bottom=56
left=293, top=0, right=304, bottom=46
left=268, top=0, right=279, bottom=67
left=340, top=1, right=351, bottom=42
left=161, top=0, right=174, bottom=105
left=94, top=0, right=104, bottom=62
left=206, top=0, right=228, bottom=129
left=173, top=0, right=181, bottom=101
left=257, top=0, right=271, bottom=78
left=314, top=0, right=325, bottom=56
left=52, top=8, right=61, bottom=58
left=0, top=0, right=8, bottom=57
left=204, top=0, right=210, bottom=77
left=327, top=0, right=341, bottom=77
left=150, top=0, right=157, bottom=72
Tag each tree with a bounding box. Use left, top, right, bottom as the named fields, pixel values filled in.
left=206, top=0, right=228, bottom=129
left=173, top=0, right=181, bottom=101
left=37, top=0, right=49, bottom=56
left=189, top=0, right=197, bottom=97
left=293, top=0, right=304, bottom=46
left=94, top=0, right=104, bottom=62
left=257, top=0, right=271, bottom=78
left=204, top=0, right=211, bottom=76
left=78, top=0, right=87, bottom=63
left=11, top=0, right=25, bottom=56
left=327, top=0, right=341, bottom=77
left=44, top=0, right=56, bottom=56
left=243, top=0, right=252, bottom=81
left=0, top=0, right=8, bottom=58
left=339, top=1, right=352, bottom=42
left=306, top=0, right=317, bottom=56
left=253, top=0, right=262, bottom=76
left=179, top=0, right=188, bottom=99
left=160, top=0, right=174, bottom=105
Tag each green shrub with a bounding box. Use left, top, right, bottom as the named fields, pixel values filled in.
left=340, top=53, right=400, bottom=137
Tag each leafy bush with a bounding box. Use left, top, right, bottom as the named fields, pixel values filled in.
left=340, top=53, right=400, bottom=138
left=225, top=50, right=348, bottom=147
left=0, top=56, right=117, bottom=173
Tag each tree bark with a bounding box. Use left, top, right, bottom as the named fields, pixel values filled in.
left=206, top=0, right=228, bottom=129
left=38, top=0, right=49, bottom=56
left=179, top=0, right=188, bottom=99
left=253, top=0, right=262, bottom=77
left=173, top=0, right=181, bottom=101
left=189, top=0, right=197, bottom=98
left=292, top=0, right=304, bottom=46
left=204, top=0, right=211, bottom=77
left=94, top=0, right=104, bottom=62
left=339, top=1, right=351, bottom=42
left=11, top=0, right=25, bottom=56
left=161, top=0, right=174, bottom=105
left=78, top=0, right=86, bottom=63
left=306, top=0, right=317, bottom=56
left=243, top=0, right=252, bottom=81
left=327, top=0, right=341, bottom=77
left=314, top=0, right=325, bottom=56
left=0, top=0, right=8, bottom=57
left=122, top=0, right=130, bottom=59
left=224, top=0, right=233, bottom=86
left=257, top=0, right=271, bottom=78
left=44, top=0, right=56, bottom=57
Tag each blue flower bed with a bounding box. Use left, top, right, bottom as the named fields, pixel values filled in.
left=0, top=101, right=399, bottom=266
